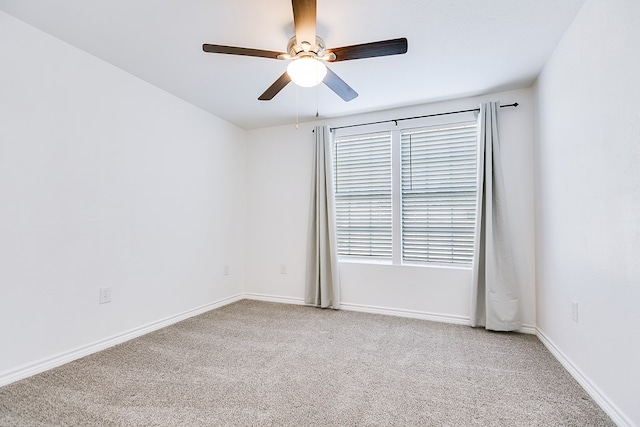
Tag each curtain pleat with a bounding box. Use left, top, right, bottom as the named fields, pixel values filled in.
left=470, top=102, right=521, bottom=331
left=305, top=125, right=340, bottom=309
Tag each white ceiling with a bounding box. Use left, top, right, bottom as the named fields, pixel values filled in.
left=0, top=0, right=585, bottom=130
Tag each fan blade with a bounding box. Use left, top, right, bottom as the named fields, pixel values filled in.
left=327, top=38, right=408, bottom=62
left=203, top=44, right=285, bottom=59
left=292, top=0, right=316, bottom=47
left=258, top=72, right=292, bottom=100
left=323, top=67, right=358, bottom=102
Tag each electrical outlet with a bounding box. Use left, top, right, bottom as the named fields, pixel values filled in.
left=571, top=300, right=578, bottom=323
left=99, top=287, right=112, bottom=304
left=280, top=264, right=287, bottom=274
left=223, top=265, right=230, bottom=275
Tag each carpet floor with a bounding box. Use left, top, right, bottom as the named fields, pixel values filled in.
left=0, top=300, right=614, bottom=426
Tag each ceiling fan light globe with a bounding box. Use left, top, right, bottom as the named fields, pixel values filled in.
left=287, top=57, right=327, bottom=87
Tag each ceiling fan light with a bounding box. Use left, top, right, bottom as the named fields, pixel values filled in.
left=287, top=57, right=327, bottom=87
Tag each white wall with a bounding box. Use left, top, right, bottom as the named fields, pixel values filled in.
left=534, top=0, right=640, bottom=425
left=246, top=88, right=536, bottom=328
left=0, top=12, right=246, bottom=379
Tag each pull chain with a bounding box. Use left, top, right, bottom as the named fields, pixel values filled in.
left=295, top=85, right=299, bottom=129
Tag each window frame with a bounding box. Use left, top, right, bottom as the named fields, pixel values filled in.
left=400, top=121, right=479, bottom=266
left=332, top=113, right=479, bottom=269
left=333, top=131, right=393, bottom=262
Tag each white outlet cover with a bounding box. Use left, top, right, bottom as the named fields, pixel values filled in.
left=571, top=301, right=578, bottom=322
left=100, top=287, right=112, bottom=304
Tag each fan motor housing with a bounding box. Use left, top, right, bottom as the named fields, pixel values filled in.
left=288, top=36, right=325, bottom=56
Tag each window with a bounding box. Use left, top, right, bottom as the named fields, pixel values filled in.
left=333, top=120, right=478, bottom=266
left=401, top=123, right=478, bottom=265
left=333, top=132, right=392, bottom=259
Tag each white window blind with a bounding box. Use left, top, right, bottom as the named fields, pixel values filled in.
left=333, top=132, right=392, bottom=259
left=401, top=121, right=478, bottom=265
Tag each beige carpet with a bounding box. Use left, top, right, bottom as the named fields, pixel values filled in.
left=0, top=300, right=614, bottom=426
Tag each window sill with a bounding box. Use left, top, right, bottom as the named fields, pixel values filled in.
left=401, top=261, right=473, bottom=271
left=338, top=257, right=392, bottom=266
left=338, top=257, right=472, bottom=271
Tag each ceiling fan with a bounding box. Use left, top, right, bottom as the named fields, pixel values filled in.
left=202, top=0, right=408, bottom=102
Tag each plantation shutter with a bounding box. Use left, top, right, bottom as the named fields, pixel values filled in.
left=401, top=121, right=478, bottom=264
left=333, top=132, right=392, bottom=259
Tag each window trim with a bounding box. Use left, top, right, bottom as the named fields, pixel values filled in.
left=400, top=121, right=479, bottom=266
left=332, top=112, right=478, bottom=269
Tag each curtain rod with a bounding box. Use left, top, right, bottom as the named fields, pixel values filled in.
left=329, top=102, right=519, bottom=132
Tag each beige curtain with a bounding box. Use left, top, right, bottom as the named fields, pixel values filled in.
left=470, top=102, right=521, bottom=331
left=305, top=125, right=340, bottom=309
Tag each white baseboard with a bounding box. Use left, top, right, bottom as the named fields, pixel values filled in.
left=536, top=327, right=633, bottom=427
left=243, top=294, right=470, bottom=326
left=242, top=295, right=537, bottom=335
left=0, top=293, right=244, bottom=387
left=519, top=323, right=536, bottom=335
left=243, top=292, right=306, bottom=306
left=339, top=301, right=470, bottom=325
